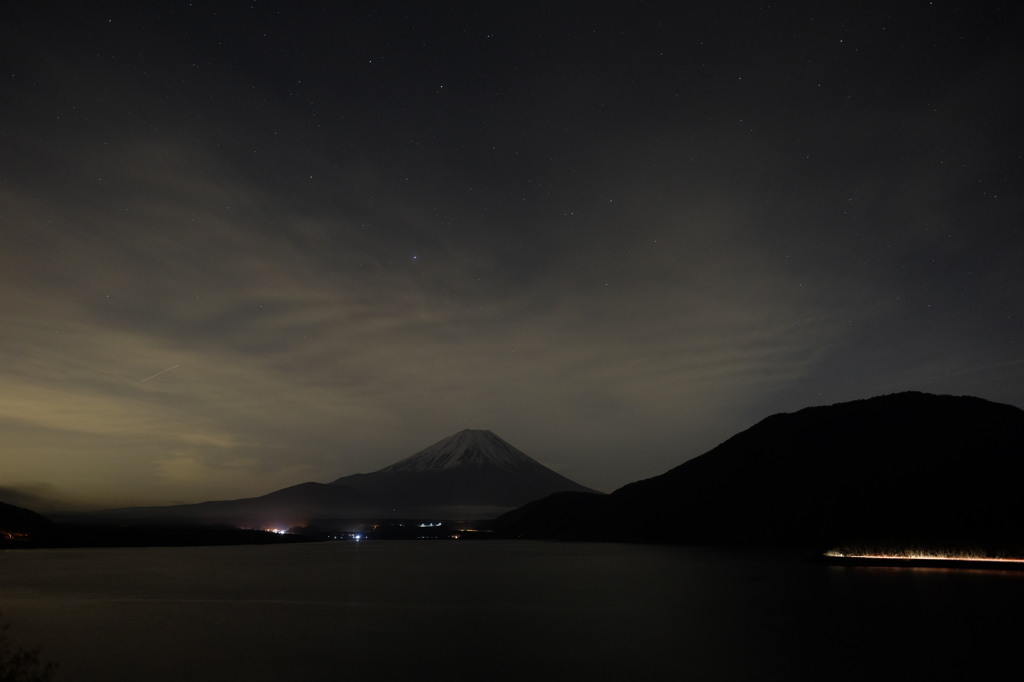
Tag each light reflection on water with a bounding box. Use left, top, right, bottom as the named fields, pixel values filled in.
left=2, top=541, right=1023, bottom=681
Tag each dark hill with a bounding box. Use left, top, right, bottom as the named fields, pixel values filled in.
left=0, top=500, right=56, bottom=543
left=497, top=392, right=1024, bottom=550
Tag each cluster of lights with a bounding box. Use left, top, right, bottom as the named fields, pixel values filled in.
left=1, top=530, right=30, bottom=540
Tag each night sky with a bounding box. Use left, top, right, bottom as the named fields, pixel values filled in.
left=2, top=2, right=1022, bottom=511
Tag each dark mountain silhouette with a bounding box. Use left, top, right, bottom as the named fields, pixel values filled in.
left=0, top=500, right=56, bottom=543
left=80, top=429, right=594, bottom=529
left=496, top=392, right=1024, bottom=550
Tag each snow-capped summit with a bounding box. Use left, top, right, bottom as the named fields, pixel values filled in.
left=376, top=429, right=551, bottom=474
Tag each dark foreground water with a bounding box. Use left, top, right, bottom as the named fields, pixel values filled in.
left=2, top=540, right=1023, bottom=681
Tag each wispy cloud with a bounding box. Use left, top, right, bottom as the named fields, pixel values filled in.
left=3, top=5, right=1020, bottom=510
left=0, top=133, right=846, bottom=506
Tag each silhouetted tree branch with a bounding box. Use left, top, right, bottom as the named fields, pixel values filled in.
left=0, top=614, right=55, bottom=682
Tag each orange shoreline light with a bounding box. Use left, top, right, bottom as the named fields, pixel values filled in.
left=824, top=550, right=1024, bottom=565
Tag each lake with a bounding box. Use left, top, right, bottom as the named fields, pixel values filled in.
left=2, top=540, right=1023, bottom=681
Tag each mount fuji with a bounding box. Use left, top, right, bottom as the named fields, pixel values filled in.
left=81, top=429, right=595, bottom=529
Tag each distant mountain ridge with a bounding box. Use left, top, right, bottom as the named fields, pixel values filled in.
left=77, top=429, right=594, bottom=529
left=496, top=392, right=1024, bottom=550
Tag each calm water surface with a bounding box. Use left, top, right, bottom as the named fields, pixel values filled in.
left=2, top=540, right=1022, bottom=681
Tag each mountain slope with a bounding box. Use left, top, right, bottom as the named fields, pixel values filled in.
left=329, top=429, right=593, bottom=512
left=78, top=429, right=594, bottom=528
left=0, top=500, right=56, bottom=542
left=497, top=392, right=1024, bottom=549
